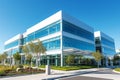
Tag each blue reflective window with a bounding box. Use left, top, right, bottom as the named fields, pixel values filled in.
left=42, top=36, right=60, bottom=50
left=62, top=20, right=94, bottom=41
left=26, top=21, right=60, bottom=43
left=27, top=33, right=35, bottom=42
left=5, top=40, right=19, bottom=49
left=101, top=37, right=115, bottom=47
left=103, top=47, right=115, bottom=56
left=35, top=21, right=60, bottom=39
left=63, top=36, right=95, bottom=51
left=7, top=48, right=20, bottom=55
left=35, top=28, right=48, bottom=39
left=12, top=48, right=19, bottom=54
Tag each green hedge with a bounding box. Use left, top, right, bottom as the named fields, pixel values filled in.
left=39, top=65, right=96, bottom=71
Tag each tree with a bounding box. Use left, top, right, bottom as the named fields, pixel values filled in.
left=0, top=54, right=3, bottom=64
left=92, top=51, right=103, bottom=68
left=66, top=54, right=75, bottom=66
left=78, top=55, right=83, bottom=64
left=23, top=39, right=46, bottom=67
left=26, top=54, right=32, bottom=64
left=13, top=52, right=21, bottom=65
left=0, top=52, right=8, bottom=65
left=114, top=54, right=120, bottom=66
left=2, top=52, right=8, bottom=65
left=22, top=44, right=31, bottom=65
left=22, top=45, right=29, bottom=55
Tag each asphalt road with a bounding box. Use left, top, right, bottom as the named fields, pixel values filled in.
left=59, top=76, right=112, bottom=80
left=54, top=68, right=118, bottom=80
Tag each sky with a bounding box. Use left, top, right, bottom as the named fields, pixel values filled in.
left=0, top=0, right=120, bottom=53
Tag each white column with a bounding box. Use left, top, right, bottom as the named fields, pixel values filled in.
left=61, top=54, right=63, bottom=67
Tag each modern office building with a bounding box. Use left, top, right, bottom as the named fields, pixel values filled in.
left=94, top=31, right=116, bottom=66
left=4, top=10, right=96, bottom=66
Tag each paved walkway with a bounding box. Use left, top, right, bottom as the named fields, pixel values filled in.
left=0, top=68, right=119, bottom=80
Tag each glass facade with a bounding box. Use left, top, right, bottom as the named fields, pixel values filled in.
left=5, top=20, right=61, bottom=55
left=101, top=37, right=115, bottom=47
left=62, top=20, right=94, bottom=41
left=6, top=48, right=19, bottom=56
left=95, top=33, right=115, bottom=57
left=5, top=40, right=19, bottom=49
left=26, top=20, right=60, bottom=43
left=62, top=20, right=95, bottom=52
left=40, top=54, right=61, bottom=66
left=103, top=47, right=115, bottom=56
left=101, top=37, right=115, bottom=56
left=63, top=36, right=95, bottom=51
left=42, top=36, right=61, bottom=50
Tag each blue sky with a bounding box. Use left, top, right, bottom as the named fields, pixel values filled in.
left=0, top=0, right=120, bottom=53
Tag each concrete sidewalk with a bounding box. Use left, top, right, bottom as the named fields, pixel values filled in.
left=0, top=68, right=98, bottom=80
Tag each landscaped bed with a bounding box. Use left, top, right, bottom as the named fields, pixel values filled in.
left=0, top=65, right=45, bottom=77
left=114, top=68, right=120, bottom=72
left=40, top=65, right=96, bottom=71
left=0, top=65, right=96, bottom=77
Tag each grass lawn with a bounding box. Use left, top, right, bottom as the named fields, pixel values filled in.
left=40, top=65, right=96, bottom=71
left=114, top=68, right=120, bottom=72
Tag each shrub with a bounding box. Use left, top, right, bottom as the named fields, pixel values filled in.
left=39, top=65, right=96, bottom=71
left=0, top=65, right=45, bottom=76
left=114, top=68, right=120, bottom=72
left=0, top=70, right=6, bottom=76
left=18, top=65, right=23, bottom=68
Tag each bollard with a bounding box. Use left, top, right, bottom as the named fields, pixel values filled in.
left=46, top=65, right=51, bottom=75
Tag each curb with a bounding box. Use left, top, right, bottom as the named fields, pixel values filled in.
left=113, top=70, right=120, bottom=74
